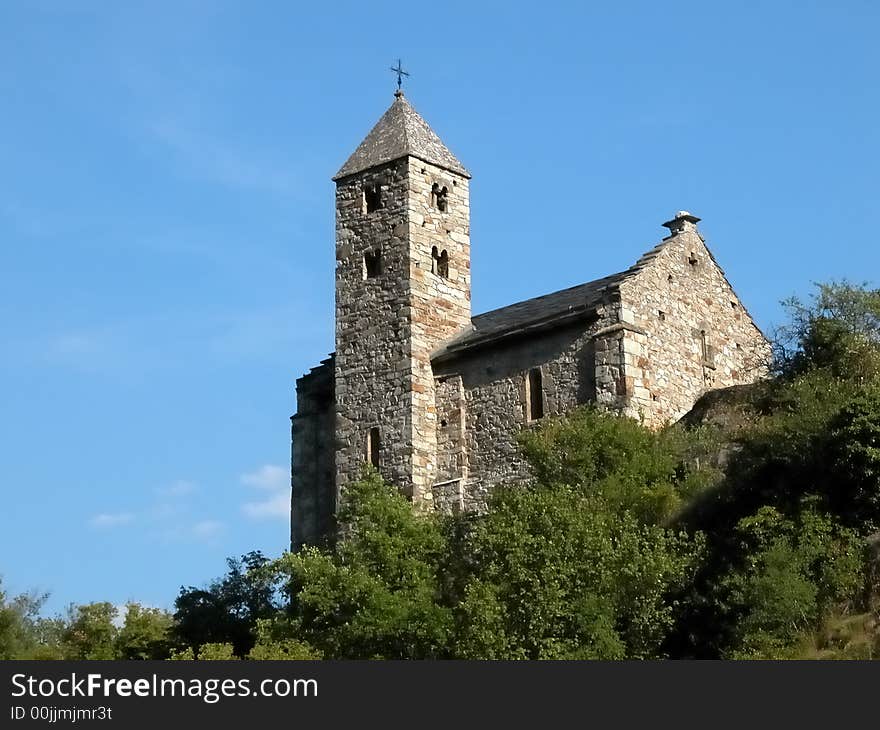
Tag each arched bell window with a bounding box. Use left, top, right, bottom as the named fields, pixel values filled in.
left=431, top=183, right=449, bottom=212
left=431, top=246, right=449, bottom=278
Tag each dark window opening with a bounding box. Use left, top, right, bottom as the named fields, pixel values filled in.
left=730, top=300, right=738, bottom=309
left=364, top=183, right=382, bottom=213
left=431, top=183, right=449, bottom=212
left=366, top=427, right=381, bottom=468
left=431, top=246, right=449, bottom=278
left=667, top=274, right=674, bottom=284
left=688, top=252, right=699, bottom=267
left=440, top=419, right=448, bottom=427
left=527, top=368, right=544, bottom=422
left=438, top=249, right=449, bottom=278
left=364, top=249, right=382, bottom=279
left=700, top=330, right=715, bottom=366
left=658, top=310, right=666, bottom=321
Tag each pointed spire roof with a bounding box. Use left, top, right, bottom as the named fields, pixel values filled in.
left=333, top=92, right=470, bottom=181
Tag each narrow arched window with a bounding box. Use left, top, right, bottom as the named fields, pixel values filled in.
left=366, top=427, right=381, bottom=468
left=437, top=249, right=449, bottom=278
left=431, top=182, right=449, bottom=212
left=431, top=247, right=449, bottom=278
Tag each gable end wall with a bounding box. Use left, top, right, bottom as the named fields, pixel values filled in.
left=617, top=228, right=770, bottom=426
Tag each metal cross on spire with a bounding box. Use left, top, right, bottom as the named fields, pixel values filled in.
left=390, top=59, right=409, bottom=95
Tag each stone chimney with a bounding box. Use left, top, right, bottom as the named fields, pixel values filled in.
left=662, top=210, right=701, bottom=236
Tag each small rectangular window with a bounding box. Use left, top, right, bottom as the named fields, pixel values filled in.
left=366, top=427, right=380, bottom=468
left=700, top=330, right=715, bottom=367
left=363, top=249, right=382, bottom=279
left=527, top=368, right=544, bottom=422
left=364, top=183, right=382, bottom=213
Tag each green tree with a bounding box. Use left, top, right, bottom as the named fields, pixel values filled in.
left=774, top=280, right=880, bottom=381
left=455, top=483, right=704, bottom=659
left=827, top=389, right=880, bottom=531
left=518, top=406, right=721, bottom=523
left=169, top=643, right=236, bottom=660
left=172, top=551, right=276, bottom=658
left=722, top=506, right=864, bottom=658
left=115, top=603, right=173, bottom=660
left=0, top=580, right=53, bottom=659
left=62, top=603, right=118, bottom=660
left=265, top=470, right=453, bottom=659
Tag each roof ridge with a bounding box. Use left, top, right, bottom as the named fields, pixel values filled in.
left=471, top=271, right=629, bottom=322
left=399, top=95, right=412, bottom=153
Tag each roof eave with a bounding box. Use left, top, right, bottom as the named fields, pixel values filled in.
left=332, top=153, right=471, bottom=182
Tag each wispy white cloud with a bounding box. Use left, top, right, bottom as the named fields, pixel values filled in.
left=111, top=601, right=164, bottom=628
left=191, top=519, right=224, bottom=541
left=240, top=464, right=289, bottom=521
left=151, top=480, right=198, bottom=522
left=240, top=464, right=287, bottom=491
left=111, top=604, right=127, bottom=629
left=90, top=512, right=135, bottom=529
left=158, top=479, right=198, bottom=497
left=32, top=302, right=330, bottom=376
left=242, top=492, right=289, bottom=521
left=47, top=328, right=118, bottom=373
left=149, top=117, right=302, bottom=198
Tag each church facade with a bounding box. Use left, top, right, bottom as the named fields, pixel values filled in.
left=291, top=91, right=770, bottom=549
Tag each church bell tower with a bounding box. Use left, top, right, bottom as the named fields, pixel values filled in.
left=332, top=89, right=471, bottom=504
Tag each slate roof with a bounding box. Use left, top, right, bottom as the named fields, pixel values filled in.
left=433, top=240, right=670, bottom=360
left=333, top=92, right=470, bottom=180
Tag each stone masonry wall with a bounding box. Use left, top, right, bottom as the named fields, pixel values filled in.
left=291, top=357, right=335, bottom=550
left=432, top=299, right=621, bottom=511
left=334, top=157, right=470, bottom=505
left=435, top=374, right=466, bottom=483
left=617, top=221, right=770, bottom=426
left=335, top=160, right=414, bottom=497
left=405, top=159, right=471, bottom=504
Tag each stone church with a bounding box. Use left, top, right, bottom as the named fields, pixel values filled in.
left=291, top=90, right=769, bottom=549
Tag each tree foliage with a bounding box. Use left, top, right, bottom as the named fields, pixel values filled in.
left=455, top=485, right=703, bottom=658
left=774, top=280, right=880, bottom=381
left=265, top=470, right=453, bottom=659
left=172, top=551, right=275, bottom=658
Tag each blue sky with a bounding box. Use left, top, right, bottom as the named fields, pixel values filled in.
left=1, top=1, right=877, bottom=614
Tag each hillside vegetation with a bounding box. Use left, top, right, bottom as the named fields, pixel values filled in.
left=2, top=281, right=879, bottom=660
